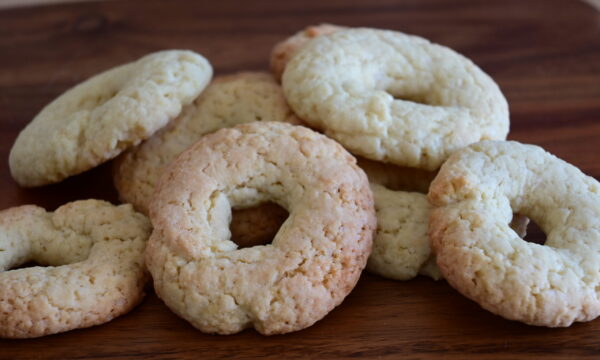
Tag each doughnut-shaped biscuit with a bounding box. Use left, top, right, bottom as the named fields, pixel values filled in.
left=429, top=141, right=600, bottom=327
left=10, top=50, right=212, bottom=187
left=270, top=24, right=346, bottom=81
left=146, top=122, right=375, bottom=335
left=0, top=200, right=151, bottom=338
left=283, top=28, right=509, bottom=170
left=113, top=72, right=301, bottom=215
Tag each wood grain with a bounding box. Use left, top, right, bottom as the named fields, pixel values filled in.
left=1, top=0, right=600, bottom=358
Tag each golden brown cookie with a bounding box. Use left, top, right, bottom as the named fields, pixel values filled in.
left=429, top=140, right=600, bottom=327
left=146, top=122, right=375, bottom=335
left=0, top=200, right=151, bottom=338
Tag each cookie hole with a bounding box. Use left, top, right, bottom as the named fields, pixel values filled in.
left=511, top=213, right=546, bottom=245
left=389, top=92, right=430, bottom=105
left=522, top=218, right=547, bottom=245
left=230, top=202, right=289, bottom=248
left=385, top=87, right=433, bottom=106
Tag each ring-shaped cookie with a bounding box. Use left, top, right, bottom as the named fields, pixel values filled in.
left=429, top=140, right=600, bottom=327
left=146, top=122, right=375, bottom=335
left=0, top=200, right=151, bottom=338
left=10, top=50, right=212, bottom=187
left=283, top=28, right=509, bottom=170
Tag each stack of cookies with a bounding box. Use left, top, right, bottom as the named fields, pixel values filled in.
left=2, top=25, right=599, bottom=338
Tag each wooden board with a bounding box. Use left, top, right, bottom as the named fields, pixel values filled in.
left=1, top=0, right=600, bottom=358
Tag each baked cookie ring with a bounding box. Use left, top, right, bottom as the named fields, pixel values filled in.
left=283, top=28, right=509, bottom=170
left=146, top=122, right=375, bottom=335
left=10, top=50, right=212, bottom=187
left=0, top=200, right=151, bottom=338
left=429, top=141, right=600, bottom=327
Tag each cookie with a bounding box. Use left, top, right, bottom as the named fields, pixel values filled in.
left=283, top=28, right=509, bottom=170
left=146, top=122, right=375, bottom=335
left=113, top=72, right=301, bottom=215
left=9, top=50, right=212, bottom=187
left=270, top=24, right=346, bottom=81
left=429, top=140, right=600, bottom=327
left=0, top=200, right=151, bottom=338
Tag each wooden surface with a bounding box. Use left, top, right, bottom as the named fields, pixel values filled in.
left=1, top=0, right=600, bottom=358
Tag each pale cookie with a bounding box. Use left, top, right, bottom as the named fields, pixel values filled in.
left=0, top=200, right=151, bottom=338
left=146, top=122, right=375, bottom=335
left=429, top=140, right=600, bottom=327
left=113, top=72, right=301, bottom=215
left=283, top=28, right=509, bottom=170
left=270, top=24, right=346, bottom=81
left=9, top=50, right=212, bottom=187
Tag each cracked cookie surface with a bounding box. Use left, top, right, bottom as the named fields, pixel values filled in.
left=146, top=122, right=375, bottom=335
left=283, top=28, right=509, bottom=170
left=429, top=140, right=600, bottom=327
left=9, top=50, right=212, bottom=187
left=0, top=200, right=151, bottom=338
